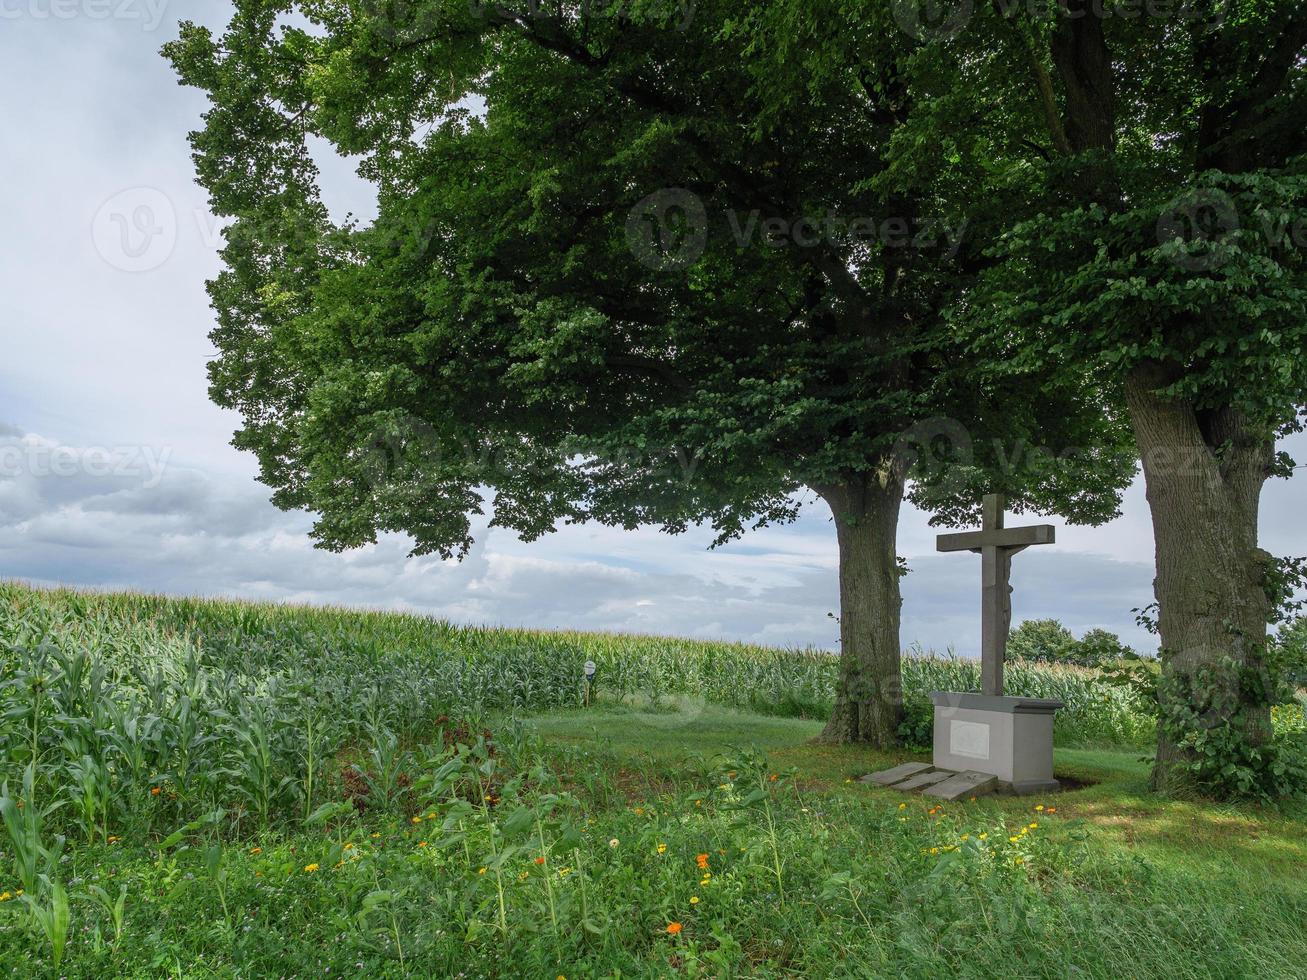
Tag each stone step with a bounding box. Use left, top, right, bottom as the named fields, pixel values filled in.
left=860, top=762, right=933, bottom=786
left=893, top=769, right=953, bottom=792
left=923, top=770, right=999, bottom=801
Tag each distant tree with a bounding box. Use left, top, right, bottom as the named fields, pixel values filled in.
left=164, top=2, right=1133, bottom=748
left=1072, top=628, right=1137, bottom=669
left=1007, top=619, right=1076, bottom=664
left=1276, top=618, right=1307, bottom=688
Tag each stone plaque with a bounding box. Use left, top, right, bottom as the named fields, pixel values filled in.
left=949, top=720, right=991, bottom=760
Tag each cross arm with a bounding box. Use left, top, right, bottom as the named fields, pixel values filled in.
left=935, top=524, right=1056, bottom=553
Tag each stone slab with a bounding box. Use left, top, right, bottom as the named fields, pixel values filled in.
left=894, top=769, right=953, bottom=792
left=860, top=762, right=933, bottom=786
left=923, top=770, right=998, bottom=801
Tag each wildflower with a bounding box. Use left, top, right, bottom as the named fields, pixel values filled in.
left=1035, top=805, right=1045, bottom=812
left=0, top=892, right=10, bottom=902
left=150, top=787, right=161, bottom=796
left=249, top=846, right=262, bottom=855
left=343, top=843, right=354, bottom=851
left=477, top=867, right=487, bottom=875
left=1046, top=807, right=1057, bottom=813
left=417, top=841, right=428, bottom=848
left=979, top=833, right=988, bottom=840
left=694, top=800, right=702, bottom=807
left=690, top=896, right=699, bottom=904
left=695, top=853, right=709, bottom=870
left=557, top=867, right=571, bottom=878
left=666, top=922, right=683, bottom=936
left=535, top=856, right=545, bottom=865
left=929, top=847, right=939, bottom=855
left=426, top=812, right=437, bottom=820
left=898, top=803, right=907, bottom=810
left=657, top=843, right=667, bottom=854
left=304, top=863, right=320, bottom=872
left=517, top=870, right=530, bottom=882
left=1008, top=836, right=1020, bottom=843
left=254, top=871, right=263, bottom=878
left=1028, top=822, right=1038, bottom=830
left=960, top=835, right=970, bottom=841
left=634, top=807, right=644, bottom=815
left=107, top=836, right=121, bottom=844
left=609, top=838, right=620, bottom=848
left=370, top=833, right=381, bottom=839
left=411, top=816, right=422, bottom=824
left=769, top=774, right=778, bottom=782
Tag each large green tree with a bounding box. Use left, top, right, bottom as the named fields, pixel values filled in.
left=165, top=1, right=1132, bottom=745
left=898, top=0, right=1306, bottom=790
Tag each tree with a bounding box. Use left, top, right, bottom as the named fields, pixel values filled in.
left=164, top=1, right=1133, bottom=745
left=913, top=1, right=1307, bottom=790
left=1007, top=619, right=1076, bottom=663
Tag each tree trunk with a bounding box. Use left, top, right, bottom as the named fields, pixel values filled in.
left=813, top=475, right=905, bottom=746
left=1123, top=363, right=1275, bottom=793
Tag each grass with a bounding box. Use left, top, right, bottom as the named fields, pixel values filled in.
left=1, top=582, right=1305, bottom=976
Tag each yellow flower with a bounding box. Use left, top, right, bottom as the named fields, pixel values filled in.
left=254, top=871, right=263, bottom=878
left=478, top=867, right=488, bottom=875
left=370, top=833, right=381, bottom=839
left=898, top=803, right=907, bottom=810
left=426, top=812, right=437, bottom=820
left=1028, top=822, right=1038, bottom=830
left=960, top=835, right=969, bottom=841
left=343, top=842, right=354, bottom=851
left=107, top=836, right=121, bottom=844
left=1009, top=836, right=1020, bottom=843
left=0, top=892, right=11, bottom=902
left=657, top=843, right=667, bottom=854
left=1035, top=804, right=1045, bottom=812
left=979, top=833, right=988, bottom=840
left=249, top=846, right=262, bottom=855
left=690, top=896, right=699, bottom=904
left=411, top=816, right=421, bottom=824
left=304, top=863, right=320, bottom=872
left=929, top=847, right=939, bottom=855
left=517, top=870, right=530, bottom=882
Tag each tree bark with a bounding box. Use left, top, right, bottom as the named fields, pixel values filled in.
left=813, top=475, right=905, bottom=746
left=1123, top=363, right=1275, bottom=793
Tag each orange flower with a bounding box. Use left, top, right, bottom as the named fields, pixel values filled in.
left=535, top=856, right=546, bottom=865
left=666, top=922, right=683, bottom=936
left=695, top=853, right=709, bottom=870
left=150, top=787, right=161, bottom=796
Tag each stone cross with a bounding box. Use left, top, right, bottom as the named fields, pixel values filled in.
left=936, top=494, right=1055, bottom=697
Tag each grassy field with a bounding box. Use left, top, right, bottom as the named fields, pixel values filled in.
left=1, top=582, right=1305, bottom=977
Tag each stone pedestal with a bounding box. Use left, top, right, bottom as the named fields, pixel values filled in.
left=929, top=691, right=1063, bottom=794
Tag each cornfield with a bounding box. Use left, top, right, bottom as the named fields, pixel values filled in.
left=0, top=580, right=1158, bottom=843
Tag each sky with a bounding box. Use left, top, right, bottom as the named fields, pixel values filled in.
left=1, top=4, right=1304, bottom=657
